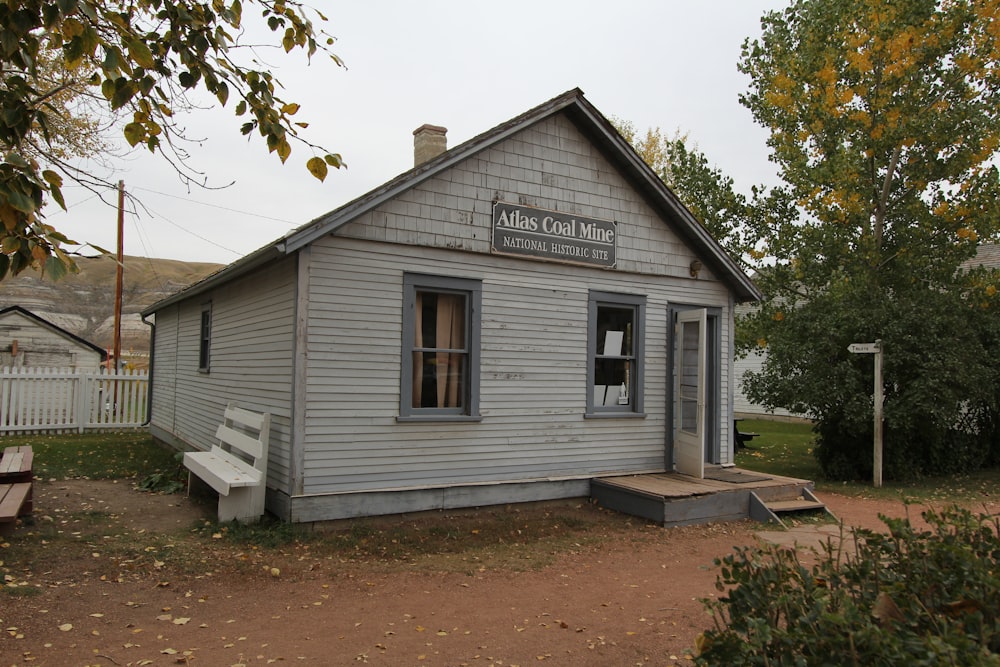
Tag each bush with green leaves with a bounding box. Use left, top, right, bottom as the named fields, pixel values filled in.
left=744, top=275, right=1000, bottom=481
left=695, top=507, right=1000, bottom=666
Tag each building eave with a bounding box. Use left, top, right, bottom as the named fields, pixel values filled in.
left=141, top=244, right=286, bottom=316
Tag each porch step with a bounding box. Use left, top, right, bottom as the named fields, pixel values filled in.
left=767, top=499, right=827, bottom=513
left=749, top=487, right=834, bottom=528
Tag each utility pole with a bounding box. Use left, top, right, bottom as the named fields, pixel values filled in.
left=113, top=180, right=124, bottom=373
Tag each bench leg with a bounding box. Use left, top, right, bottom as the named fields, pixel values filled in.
left=21, top=482, right=32, bottom=516
left=217, top=487, right=264, bottom=524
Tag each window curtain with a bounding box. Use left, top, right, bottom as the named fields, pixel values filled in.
left=436, top=294, right=464, bottom=408
left=412, top=292, right=465, bottom=409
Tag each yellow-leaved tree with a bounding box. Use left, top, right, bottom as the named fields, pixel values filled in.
left=738, top=0, right=1000, bottom=480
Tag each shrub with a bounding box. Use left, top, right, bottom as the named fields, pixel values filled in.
left=695, top=507, right=1000, bottom=665
left=743, top=279, right=1000, bottom=482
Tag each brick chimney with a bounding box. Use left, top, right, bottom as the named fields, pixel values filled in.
left=413, top=124, right=447, bottom=166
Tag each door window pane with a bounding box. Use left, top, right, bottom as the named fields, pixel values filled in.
left=679, top=320, right=700, bottom=432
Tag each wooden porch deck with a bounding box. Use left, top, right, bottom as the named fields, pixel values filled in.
left=591, top=469, right=815, bottom=527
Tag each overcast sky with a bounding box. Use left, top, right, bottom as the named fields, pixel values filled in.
left=49, top=1, right=790, bottom=265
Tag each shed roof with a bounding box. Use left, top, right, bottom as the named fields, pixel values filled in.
left=0, top=305, right=108, bottom=359
left=145, top=88, right=761, bottom=315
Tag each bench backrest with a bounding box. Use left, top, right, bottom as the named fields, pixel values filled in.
left=215, top=402, right=271, bottom=473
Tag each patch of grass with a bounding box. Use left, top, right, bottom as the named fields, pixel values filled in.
left=202, top=516, right=308, bottom=549
left=831, top=469, right=1000, bottom=504
left=1, top=582, right=41, bottom=598
left=735, top=419, right=819, bottom=481
left=735, top=418, right=1000, bottom=503
left=4, top=431, right=182, bottom=482
left=1, top=511, right=208, bottom=591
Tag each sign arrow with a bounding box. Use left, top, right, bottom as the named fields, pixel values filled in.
left=848, top=342, right=879, bottom=354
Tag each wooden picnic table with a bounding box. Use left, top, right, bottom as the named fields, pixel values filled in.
left=0, top=445, right=34, bottom=524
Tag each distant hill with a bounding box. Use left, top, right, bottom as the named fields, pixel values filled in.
left=0, top=255, right=224, bottom=363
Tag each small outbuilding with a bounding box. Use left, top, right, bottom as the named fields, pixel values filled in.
left=143, top=89, right=762, bottom=523
left=0, top=306, right=107, bottom=371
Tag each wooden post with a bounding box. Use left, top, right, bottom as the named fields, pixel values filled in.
left=113, top=180, right=124, bottom=373
left=848, top=340, right=885, bottom=487
left=873, top=339, right=884, bottom=488
left=113, top=181, right=125, bottom=410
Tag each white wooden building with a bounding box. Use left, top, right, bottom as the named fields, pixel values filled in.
left=0, top=306, right=106, bottom=371
left=732, top=302, right=801, bottom=419
left=143, top=90, right=762, bottom=523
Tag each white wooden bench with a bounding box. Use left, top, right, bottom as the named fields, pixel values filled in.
left=184, top=402, right=271, bottom=523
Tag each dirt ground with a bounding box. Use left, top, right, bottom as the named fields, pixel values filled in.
left=1, top=480, right=993, bottom=667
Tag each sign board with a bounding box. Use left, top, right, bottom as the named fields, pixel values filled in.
left=848, top=342, right=879, bottom=354
left=491, top=202, right=617, bottom=268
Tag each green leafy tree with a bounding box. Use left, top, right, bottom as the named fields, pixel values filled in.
left=612, top=119, right=754, bottom=260
left=0, top=0, right=344, bottom=280
left=738, top=0, right=1000, bottom=479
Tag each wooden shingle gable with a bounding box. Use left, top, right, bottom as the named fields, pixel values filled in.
left=281, top=89, right=589, bottom=253
left=283, top=88, right=760, bottom=302
left=0, top=306, right=107, bottom=359
left=560, top=96, right=761, bottom=302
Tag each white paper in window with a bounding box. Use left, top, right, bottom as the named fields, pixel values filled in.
left=603, top=331, right=624, bottom=356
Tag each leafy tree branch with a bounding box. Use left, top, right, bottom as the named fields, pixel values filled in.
left=0, top=0, right=346, bottom=279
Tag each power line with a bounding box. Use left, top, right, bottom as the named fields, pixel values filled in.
left=131, top=185, right=299, bottom=224
left=138, top=203, right=244, bottom=258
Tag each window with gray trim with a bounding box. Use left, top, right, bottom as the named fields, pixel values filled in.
left=400, top=274, right=482, bottom=419
left=198, top=303, right=212, bottom=372
left=587, top=291, right=645, bottom=415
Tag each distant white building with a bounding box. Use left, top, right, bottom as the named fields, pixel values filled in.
left=0, top=306, right=107, bottom=371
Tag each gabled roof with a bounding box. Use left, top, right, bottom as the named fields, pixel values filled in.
left=145, top=88, right=760, bottom=314
left=0, top=305, right=108, bottom=359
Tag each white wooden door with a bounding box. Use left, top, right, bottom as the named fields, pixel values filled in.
left=675, top=309, right=707, bottom=478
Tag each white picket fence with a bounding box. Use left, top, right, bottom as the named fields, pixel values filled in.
left=0, top=367, right=149, bottom=433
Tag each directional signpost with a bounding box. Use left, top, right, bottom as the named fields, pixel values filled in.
left=849, top=339, right=884, bottom=487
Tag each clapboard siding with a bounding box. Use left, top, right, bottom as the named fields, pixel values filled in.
left=300, top=235, right=730, bottom=495
left=149, top=257, right=298, bottom=495
left=150, top=306, right=178, bottom=428
left=293, top=108, right=738, bottom=498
